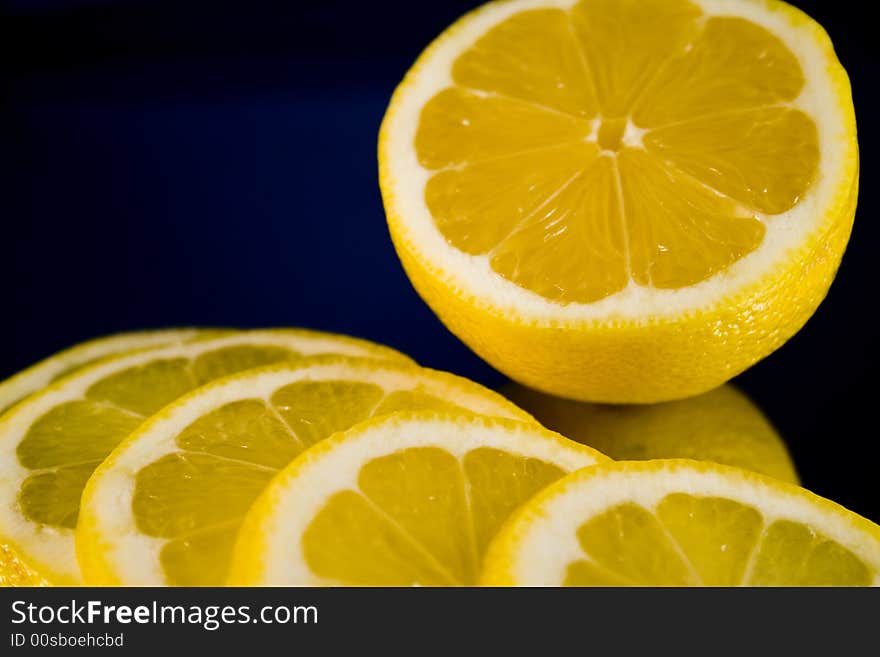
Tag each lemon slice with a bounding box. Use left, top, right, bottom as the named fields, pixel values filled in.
left=482, top=460, right=880, bottom=586
left=0, top=328, right=222, bottom=415
left=0, top=330, right=410, bottom=584
left=228, top=412, right=605, bottom=586
left=503, top=383, right=798, bottom=483
left=76, top=360, right=541, bottom=586
left=380, top=0, right=858, bottom=402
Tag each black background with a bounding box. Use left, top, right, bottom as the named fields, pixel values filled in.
left=2, top=1, right=877, bottom=523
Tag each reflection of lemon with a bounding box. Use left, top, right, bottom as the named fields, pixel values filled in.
left=77, top=360, right=540, bottom=586
left=380, top=0, right=858, bottom=403
left=0, top=330, right=411, bottom=584
left=483, top=460, right=880, bottom=586
left=503, top=383, right=797, bottom=484
left=230, top=413, right=606, bottom=586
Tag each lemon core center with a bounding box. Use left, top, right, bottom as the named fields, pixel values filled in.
left=597, top=118, right=627, bottom=152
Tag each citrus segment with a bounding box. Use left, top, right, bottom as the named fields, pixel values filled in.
left=76, top=359, right=538, bottom=586
left=482, top=461, right=880, bottom=586
left=0, top=330, right=411, bottom=583
left=229, top=413, right=606, bottom=586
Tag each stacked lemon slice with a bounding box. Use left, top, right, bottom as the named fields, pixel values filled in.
left=0, top=328, right=610, bottom=586
left=1, top=327, right=878, bottom=587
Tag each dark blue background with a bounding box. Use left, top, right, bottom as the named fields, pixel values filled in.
left=2, top=0, right=878, bottom=522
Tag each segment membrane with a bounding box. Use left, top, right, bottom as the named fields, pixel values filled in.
left=271, top=381, right=385, bottom=448
left=175, top=399, right=302, bottom=470
left=426, top=142, right=599, bottom=255
left=463, top=448, right=565, bottom=556
left=17, top=401, right=142, bottom=469
left=570, top=0, right=702, bottom=117
left=358, top=448, right=477, bottom=584
left=633, top=17, right=805, bottom=127
left=576, top=502, right=697, bottom=585
left=302, top=490, right=455, bottom=586
left=416, top=88, right=591, bottom=169
left=747, top=520, right=872, bottom=586
left=19, top=461, right=102, bottom=529
left=644, top=108, right=819, bottom=213
left=452, top=9, right=597, bottom=117
left=489, top=155, right=629, bottom=302
left=617, top=148, right=765, bottom=288
left=86, top=358, right=196, bottom=416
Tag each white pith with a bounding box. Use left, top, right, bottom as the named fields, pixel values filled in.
left=231, top=414, right=603, bottom=586
left=79, top=362, right=537, bottom=585
left=498, top=463, right=880, bottom=585
left=0, top=330, right=409, bottom=584
left=382, top=0, right=852, bottom=322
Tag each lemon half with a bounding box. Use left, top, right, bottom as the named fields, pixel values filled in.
left=380, top=0, right=858, bottom=402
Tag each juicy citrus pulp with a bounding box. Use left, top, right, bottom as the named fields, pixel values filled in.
left=0, top=330, right=410, bottom=583
left=503, top=382, right=798, bottom=483
left=380, top=0, right=857, bottom=402
left=229, top=413, right=606, bottom=586
left=419, top=0, right=817, bottom=301
left=76, top=359, right=539, bottom=586
left=482, top=460, right=880, bottom=586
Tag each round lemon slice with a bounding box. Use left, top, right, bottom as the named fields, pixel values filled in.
left=229, top=412, right=606, bottom=586
left=503, top=383, right=798, bottom=483
left=380, top=0, right=858, bottom=402
left=77, top=359, right=541, bottom=586
left=482, top=460, right=880, bottom=586
left=0, top=329, right=410, bottom=584
left=0, top=328, right=219, bottom=415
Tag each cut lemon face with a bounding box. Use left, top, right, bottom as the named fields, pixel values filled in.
left=482, top=460, right=880, bottom=586
left=503, top=382, right=798, bottom=483
left=76, top=360, right=540, bottom=586
left=380, top=0, right=858, bottom=402
left=0, top=329, right=410, bottom=584
left=229, top=413, right=606, bottom=586
left=0, top=328, right=219, bottom=415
